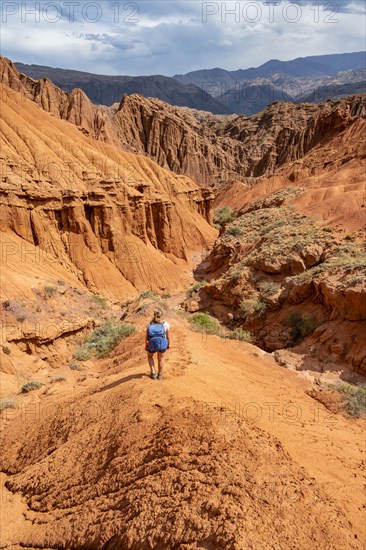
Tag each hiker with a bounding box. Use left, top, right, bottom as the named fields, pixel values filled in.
left=146, top=308, right=170, bottom=380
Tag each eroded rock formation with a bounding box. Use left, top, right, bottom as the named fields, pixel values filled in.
left=0, top=82, right=215, bottom=299
left=2, top=55, right=365, bottom=188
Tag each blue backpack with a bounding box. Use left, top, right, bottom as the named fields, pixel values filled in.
left=147, top=322, right=168, bottom=352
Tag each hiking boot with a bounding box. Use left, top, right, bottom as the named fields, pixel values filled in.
left=150, top=372, right=157, bottom=380
left=157, top=373, right=163, bottom=380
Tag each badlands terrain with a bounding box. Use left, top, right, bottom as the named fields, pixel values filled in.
left=0, top=57, right=365, bottom=549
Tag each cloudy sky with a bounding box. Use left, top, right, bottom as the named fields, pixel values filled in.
left=1, top=0, right=365, bottom=75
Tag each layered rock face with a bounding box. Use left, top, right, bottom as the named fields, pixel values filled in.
left=108, top=93, right=366, bottom=185
left=3, top=56, right=365, bottom=188
left=0, top=83, right=215, bottom=300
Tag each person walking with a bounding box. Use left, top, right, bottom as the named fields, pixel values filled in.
left=146, top=309, right=170, bottom=380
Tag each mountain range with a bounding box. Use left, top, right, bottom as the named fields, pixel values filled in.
left=174, top=51, right=366, bottom=87
left=15, top=51, right=365, bottom=115
left=14, top=62, right=231, bottom=114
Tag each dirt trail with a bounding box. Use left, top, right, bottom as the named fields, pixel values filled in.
left=0, top=306, right=365, bottom=549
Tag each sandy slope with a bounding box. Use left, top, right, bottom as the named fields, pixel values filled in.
left=0, top=303, right=364, bottom=549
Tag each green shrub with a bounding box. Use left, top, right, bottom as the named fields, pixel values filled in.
left=73, top=347, right=92, bottom=361
left=259, top=281, right=280, bottom=296
left=213, top=206, right=236, bottom=227
left=161, top=293, right=171, bottom=299
left=227, top=328, right=253, bottom=343
left=90, top=294, right=108, bottom=309
left=240, top=299, right=267, bottom=319
left=21, top=381, right=44, bottom=393
left=229, top=263, right=246, bottom=281
left=0, top=399, right=16, bottom=412
left=139, top=291, right=157, bottom=300
left=254, top=301, right=267, bottom=315
left=16, top=315, right=26, bottom=323
left=52, top=376, right=66, bottom=383
left=74, top=322, right=136, bottom=360
left=345, top=233, right=356, bottom=241
left=186, top=280, right=207, bottom=298
left=288, top=312, right=317, bottom=343
left=2, top=346, right=11, bottom=355
left=227, top=226, right=243, bottom=237
left=348, top=276, right=363, bottom=286
left=69, top=363, right=83, bottom=371
left=189, top=312, right=219, bottom=334
left=44, top=286, right=57, bottom=298
left=329, top=383, right=366, bottom=418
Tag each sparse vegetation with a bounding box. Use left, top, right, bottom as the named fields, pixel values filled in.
left=226, top=226, right=243, bottom=237
left=288, top=312, right=317, bottom=344
left=52, top=376, right=66, bottom=383
left=21, top=380, right=44, bottom=393
left=0, top=399, right=16, bottom=412
left=69, top=363, right=83, bottom=371
left=161, top=293, right=171, bottom=299
left=44, top=286, right=57, bottom=298
left=213, top=206, right=236, bottom=227
left=258, top=281, right=280, bottom=296
left=348, top=276, right=363, bottom=286
left=186, top=280, right=207, bottom=298
left=227, top=328, right=253, bottom=343
left=189, top=312, right=220, bottom=334
left=329, top=383, right=366, bottom=418
left=73, top=347, right=91, bottom=361
left=345, top=233, right=357, bottom=241
left=2, top=346, right=11, bottom=355
left=90, top=294, right=108, bottom=309
left=229, top=262, right=246, bottom=282
left=239, top=299, right=267, bottom=319
left=16, top=315, right=26, bottom=323
left=139, top=291, right=157, bottom=300
left=220, top=206, right=337, bottom=272
left=74, top=322, right=136, bottom=360
left=242, top=187, right=304, bottom=213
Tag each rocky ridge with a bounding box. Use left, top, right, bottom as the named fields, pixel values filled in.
left=2, top=56, right=366, bottom=189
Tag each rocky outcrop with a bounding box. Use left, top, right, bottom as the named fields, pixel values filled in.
left=110, top=94, right=244, bottom=186
left=0, top=82, right=216, bottom=299
left=2, top=56, right=365, bottom=188
left=219, top=96, right=366, bottom=177
left=0, top=56, right=118, bottom=145
left=111, top=93, right=366, bottom=185
left=189, top=195, right=366, bottom=375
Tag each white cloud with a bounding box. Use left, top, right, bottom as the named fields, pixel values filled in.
left=0, top=0, right=364, bottom=75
